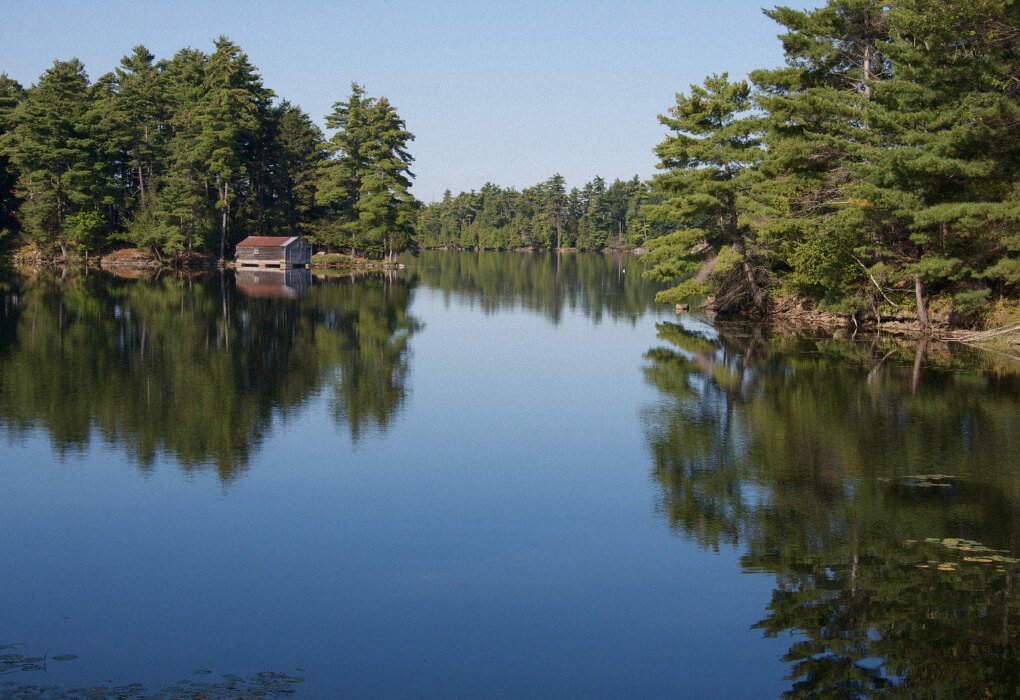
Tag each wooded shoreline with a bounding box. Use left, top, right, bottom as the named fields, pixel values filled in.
left=7, top=246, right=1019, bottom=353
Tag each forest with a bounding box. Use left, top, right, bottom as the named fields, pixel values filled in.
left=0, top=0, right=1017, bottom=321
left=421, top=0, right=1019, bottom=322
left=0, top=38, right=416, bottom=264
left=640, top=0, right=1019, bottom=321
left=413, top=176, right=671, bottom=252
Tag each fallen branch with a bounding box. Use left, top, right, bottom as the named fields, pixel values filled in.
left=849, top=254, right=900, bottom=308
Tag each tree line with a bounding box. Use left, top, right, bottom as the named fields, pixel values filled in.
left=0, top=38, right=417, bottom=263
left=642, top=0, right=1019, bottom=321
left=413, top=175, right=670, bottom=251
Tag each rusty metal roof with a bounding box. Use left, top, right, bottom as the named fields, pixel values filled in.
left=236, top=236, right=299, bottom=247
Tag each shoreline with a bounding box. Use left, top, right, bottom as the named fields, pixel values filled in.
left=7, top=249, right=1018, bottom=349
left=694, top=296, right=1020, bottom=352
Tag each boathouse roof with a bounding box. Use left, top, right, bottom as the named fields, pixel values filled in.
left=236, top=236, right=300, bottom=247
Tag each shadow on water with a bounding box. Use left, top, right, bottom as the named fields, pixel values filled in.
left=0, top=266, right=419, bottom=481
left=641, top=318, right=1020, bottom=696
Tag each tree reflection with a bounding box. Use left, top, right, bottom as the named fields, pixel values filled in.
left=403, top=249, right=662, bottom=323
left=0, top=268, right=418, bottom=479
left=642, top=321, right=1020, bottom=696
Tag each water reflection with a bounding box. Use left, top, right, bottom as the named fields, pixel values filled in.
left=641, top=320, right=1020, bottom=696
left=401, top=250, right=662, bottom=323
left=0, top=268, right=418, bottom=479
left=235, top=267, right=312, bottom=299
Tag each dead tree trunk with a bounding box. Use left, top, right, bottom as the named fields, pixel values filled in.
left=914, top=275, right=929, bottom=330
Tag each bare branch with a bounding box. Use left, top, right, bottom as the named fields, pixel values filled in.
left=849, top=253, right=900, bottom=307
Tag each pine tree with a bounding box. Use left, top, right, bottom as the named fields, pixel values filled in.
left=544, top=173, right=569, bottom=250
left=153, top=48, right=214, bottom=259
left=263, top=102, right=326, bottom=237
left=1, top=59, right=109, bottom=258
left=751, top=0, right=1020, bottom=321
left=750, top=1, right=894, bottom=314
left=868, top=0, right=1020, bottom=315
left=106, top=46, right=168, bottom=207
left=576, top=176, right=607, bottom=250
left=643, top=73, right=767, bottom=312
left=0, top=74, right=26, bottom=243
left=319, top=83, right=416, bottom=261
left=200, top=37, right=272, bottom=261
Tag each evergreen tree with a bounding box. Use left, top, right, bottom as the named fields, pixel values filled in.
left=603, top=178, right=636, bottom=247
left=107, top=46, right=168, bottom=208
left=576, top=176, right=607, bottom=250
left=200, top=37, right=273, bottom=261
left=152, top=48, right=213, bottom=259
left=319, top=83, right=417, bottom=261
left=1, top=59, right=109, bottom=258
left=544, top=173, right=569, bottom=250
left=868, top=0, right=1020, bottom=315
left=263, top=102, right=326, bottom=238
left=750, top=1, right=895, bottom=314
left=0, top=74, right=26, bottom=243
left=643, top=74, right=767, bottom=312
left=413, top=176, right=655, bottom=253
left=751, top=0, right=1020, bottom=322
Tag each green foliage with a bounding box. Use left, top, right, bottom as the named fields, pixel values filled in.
left=0, top=41, right=408, bottom=264
left=2, top=3, right=1017, bottom=319
left=633, top=0, right=1020, bottom=319
left=318, top=83, right=417, bottom=261
left=0, top=59, right=108, bottom=257
left=0, top=73, right=25, bottom=243
left=643, top=73, right=768, bottom=312
left=66, top=210, right=105, bottom=257
left=954, top=287, right=992, bottom=314
left=413, top=175, right=661, bottom=252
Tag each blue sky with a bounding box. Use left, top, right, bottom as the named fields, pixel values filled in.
left=2, top=0, right=814, bottom=201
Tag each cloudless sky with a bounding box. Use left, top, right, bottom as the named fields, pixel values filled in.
left=2, top=0, right=815, bottom=201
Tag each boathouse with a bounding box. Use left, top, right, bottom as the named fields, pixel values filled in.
left=235, top=236, right=311, bottom=268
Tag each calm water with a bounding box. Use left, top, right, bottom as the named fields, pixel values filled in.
left=1, top=251, right=1018, bottom=698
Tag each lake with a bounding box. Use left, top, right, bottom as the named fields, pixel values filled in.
left=1, top=250, right=1018, bottom=698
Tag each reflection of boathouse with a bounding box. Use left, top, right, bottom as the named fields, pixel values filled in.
left=235, top=268, right=312, bottom=299
left=235, top=236, right=311, bottom=269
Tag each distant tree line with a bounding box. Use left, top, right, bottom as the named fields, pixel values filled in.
left=0, top=38, right=417, bottom=263
left=414, top=175, right=670, bottom=251
left=642, top=0, right=1019, bottom=321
